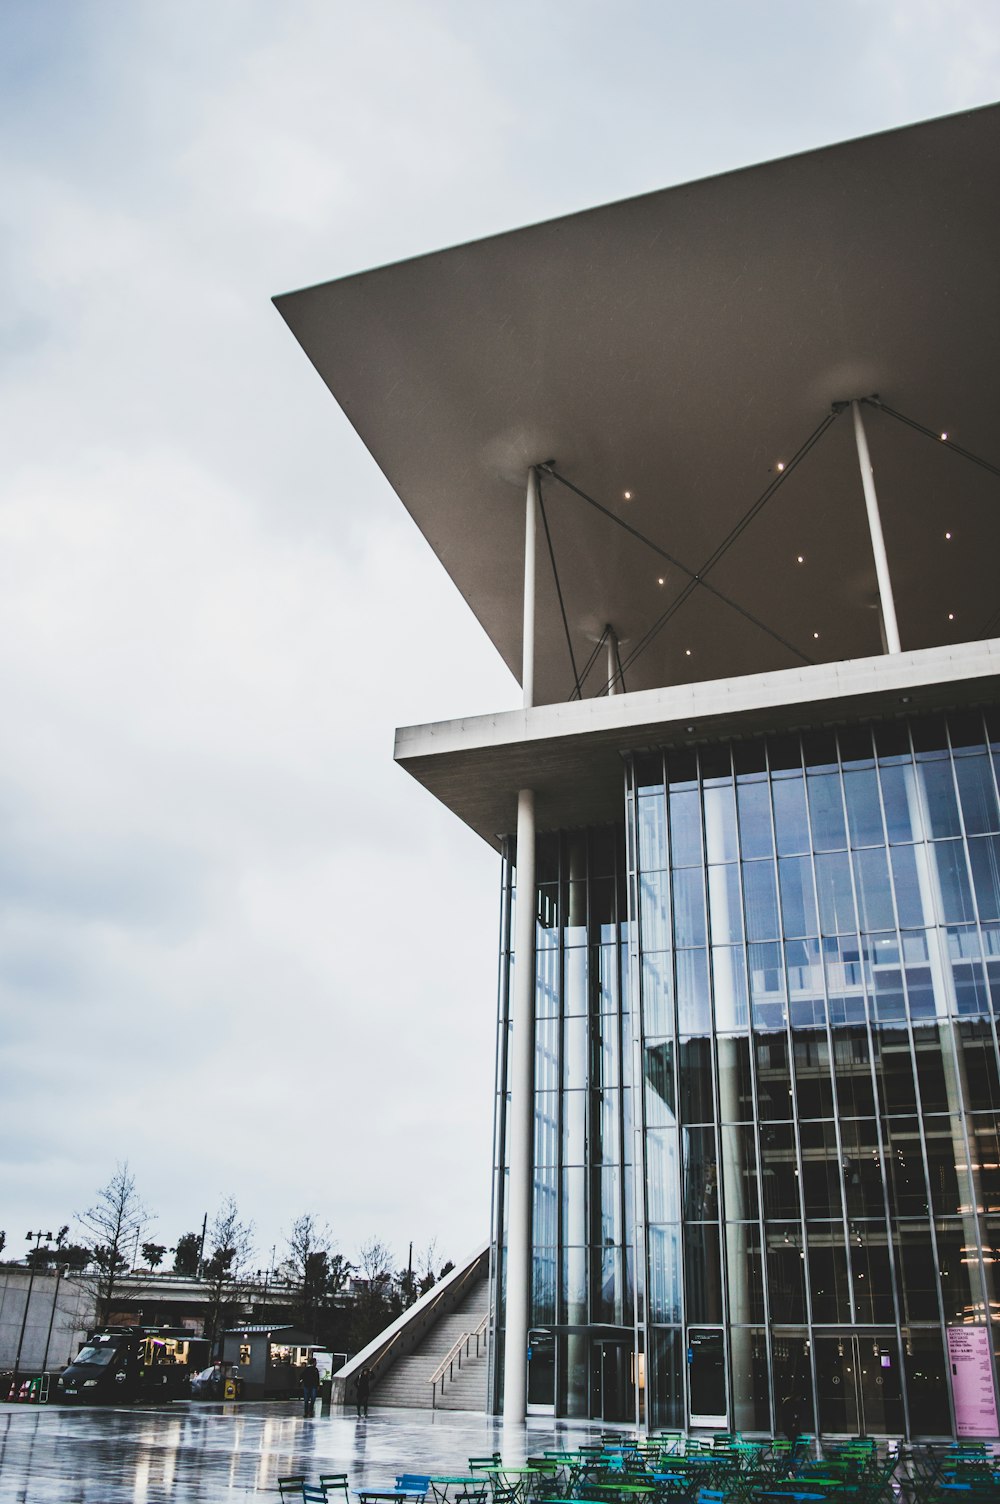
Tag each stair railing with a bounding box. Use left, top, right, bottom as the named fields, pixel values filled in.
left=428, top=1313, right=488, bottom=1409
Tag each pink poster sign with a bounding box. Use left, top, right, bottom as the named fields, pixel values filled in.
left=947, top=1327, right=1000, bottom=1438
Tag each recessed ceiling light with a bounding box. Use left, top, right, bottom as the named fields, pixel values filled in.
left=813, top=631, right=820, bottom=639
left=685, top=649, right=692, bottom=657
left=940, top=432, right=949, bottom=442
left=657, top=576, right=664, bottom=585
left=623, top=490, right=632, bottom=500
left=797, top=555, right=804, bottom=564
left=945, top=531, right=952, bottom=540
left=948, top=612, right=955, bottom=621
left=776, top=462, right=785, bottom=472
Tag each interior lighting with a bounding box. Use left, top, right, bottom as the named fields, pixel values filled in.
left=813, top=631, right=820, bottom=639
left=945, top=531, right=952, bottom=540
left=623, top=490, right=632, bottom=500
left=797, top=555, right=804, bottom=564
left=685, top=649, right=692, bottom=657
left=776, top=462, right=785, bottom=472
left=940, top=432, right=949, bottom=441
left=949, top=612, right=956, bottom=621
left=657, top=577, right=665, bottom=585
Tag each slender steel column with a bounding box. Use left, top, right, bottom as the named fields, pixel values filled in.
left=503, top=787, right=536, bottom=1421
left=523, top=468, right=538, bottom=709
left=606, top=626, right=619, bottom=696
left=851, top=400, right=901, bottom=654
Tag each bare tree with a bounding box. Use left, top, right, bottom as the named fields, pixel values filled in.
left=281, top=1214, right=352, bottom=1339
left=201, top=1197, right=254, bottom=1352
left=76, top=1163, right=152, bottom=1325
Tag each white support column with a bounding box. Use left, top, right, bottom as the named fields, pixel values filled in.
left=503, top=787, right=536, bottom=1422
left=606, top=626, right=619, bottom=696
left=523, top=469, right=538, bottom=709
left=851, top=400, right=901, bottom=654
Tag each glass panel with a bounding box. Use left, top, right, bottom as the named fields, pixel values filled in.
left=743, top=861, right=780, bottom=942
left=808, top=773, right=847, bottom=851
left=958, top=1021, right=1000, bottom=1115
left=647, top=1228, right=681, bottom=1323
left=800, top=1121, right=843, bottom=1220
left=721, top=1123, right=759, bottom=1220
left=673, top=867, right=706, bottom=947
left=712, top=946, right=748, bottom=1032
left=676, top=949, right=711, bottom=1035
left=936, top=1217, right=985, bottom=1324
left=682, top=1126, right=719, bottom=1219
left=969, top=835, right=1000, bottom=923
left=840, top=1118, right=886, bottom=1218
left=725, top=1223, right=765, bottom=1322
left=924, top=1119, right=970, bottom=1217
left=793, top=1032, right=834, bottom=1119
left=854, top=847, right=895, bottom=932
left=684, top=1224, right=723, bottom=1323
left=956, top=754, right=1000, bottom=835
left=779, top=856, right=818, bottom=937
left=708, top=864, right=743, bottom=944
left=920, top=761, right=962, bottom=839
left=894, top=1225, right=940, bottom=1322
left=679, top=1036, right=713, bottom=1123
left=644, top=1041, right=676, bottom=1127
left=903, top=1329, right=950, bottom=1439
left=749, top=940, right=786, bottom=1031
left=851, top=1236, right=894, bottom=1321
left=845, top=768, right=885, bottom=847
left=913, top=1023, right=956, bottom=1113
left=880, top=762, right=922, bottom=844
left=646, top=1129, right=680, bottom=1222
left=832, top=1026, right=876, bottom=1118
left=731, top=1327, right=771, bottom=1433
left=756, top=1035, right=794, bottom=1121
left=716, top=1034, right=753, bottom=1121
left=807, top=1231, right=852, bottom=1322
left=773, top=777, right=809, bottom=856
left=640, top=871, right=671, bottom=952
left=874, top=1026, right=918, bottom=1115
left=934, top=841, right=976, bottom=924
left=760, top=1123, right=799, bottom=1218
left=737, top=781, right=774, bottom=859
left=703, top=783, right=738, bottom=863
left=647, top=1325, right=684, bottom=1428
left=890, top=844, right=926, bottom=929
left=638, top=793, right=668, bottom=870
left=669, top=788, right=703, bottom=867
left=642, top=953, right=674, bottom=1038
left=767, top=1231, right=807, bottom=1324
left=816, top=851, right=857, bottom=934
left=533, top=1166, right=558, bottom=1248
left=563, top=1014, right=588, bottom=1090
left=884, top=1118, right=928, bottom=1218
left=531, top=1250, right=556, bottom=1323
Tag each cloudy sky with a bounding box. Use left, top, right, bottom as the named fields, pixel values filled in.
left=1, top=1, right=998, bottom=1277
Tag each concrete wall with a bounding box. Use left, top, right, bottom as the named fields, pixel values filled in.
left=0, top=1268, right=95, bottom=1373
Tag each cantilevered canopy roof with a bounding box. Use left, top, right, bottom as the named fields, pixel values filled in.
left=275, top=104, right=1000, bottom=707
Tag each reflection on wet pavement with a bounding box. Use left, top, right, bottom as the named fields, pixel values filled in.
left=0, top=1401, right=612, bottom=1501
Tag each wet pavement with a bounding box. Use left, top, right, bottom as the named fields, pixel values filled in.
left=0, top=1401, right=613, bottom=1502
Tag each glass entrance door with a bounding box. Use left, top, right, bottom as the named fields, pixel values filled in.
left=688, top=1329, right=728, bottom=1429
left=815, top=1335, right=902, bottom=1435
left=527, top=1329, right=555, bottom=1413
left=591, top=1340, right=630, bottom=1422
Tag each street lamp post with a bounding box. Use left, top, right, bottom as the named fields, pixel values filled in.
left=11, top=1230, right=53, bottom=1399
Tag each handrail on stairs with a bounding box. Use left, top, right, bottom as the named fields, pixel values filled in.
left=428, top=1312, right=488, bottom=1409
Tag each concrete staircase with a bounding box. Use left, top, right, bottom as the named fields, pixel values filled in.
left=372, top=1274, right=489, bottom=1411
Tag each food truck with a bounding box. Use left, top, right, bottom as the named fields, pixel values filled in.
left=58, top=1327, right=209, bottom=1403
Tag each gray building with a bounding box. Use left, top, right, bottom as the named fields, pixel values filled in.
left=276, top=103, right=1000, bottom=1439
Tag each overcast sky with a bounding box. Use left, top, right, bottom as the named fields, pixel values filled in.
left=1, top=1, right=998, bottom=1278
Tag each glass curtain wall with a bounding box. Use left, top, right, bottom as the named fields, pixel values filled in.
left=627, top=710, right=1000, bottom=1439
left=491, top=826, right=636, bottom=1419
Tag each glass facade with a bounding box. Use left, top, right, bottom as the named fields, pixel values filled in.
left=490, top=709, right=1000, bottom=1437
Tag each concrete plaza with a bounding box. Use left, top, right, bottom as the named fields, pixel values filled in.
left=0, top=1401, right=612, bottom=1502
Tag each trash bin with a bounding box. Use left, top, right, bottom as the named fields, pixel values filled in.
left=224, top=1377, right=237, bottom=1400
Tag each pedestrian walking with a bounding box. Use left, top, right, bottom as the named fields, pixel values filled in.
left=355, top=1367, right=370, bottom=1417
left=301, top=1356, right=320, bottom=1418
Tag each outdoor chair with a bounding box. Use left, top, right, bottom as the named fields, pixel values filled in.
left=304, top=1489, right=329, bottom=1504
left=279, top=1479, right=307, bottom=1501
left=396, top=1477, right=431, bottom=1501
left=319, top=1475, right=351, bottom=1504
